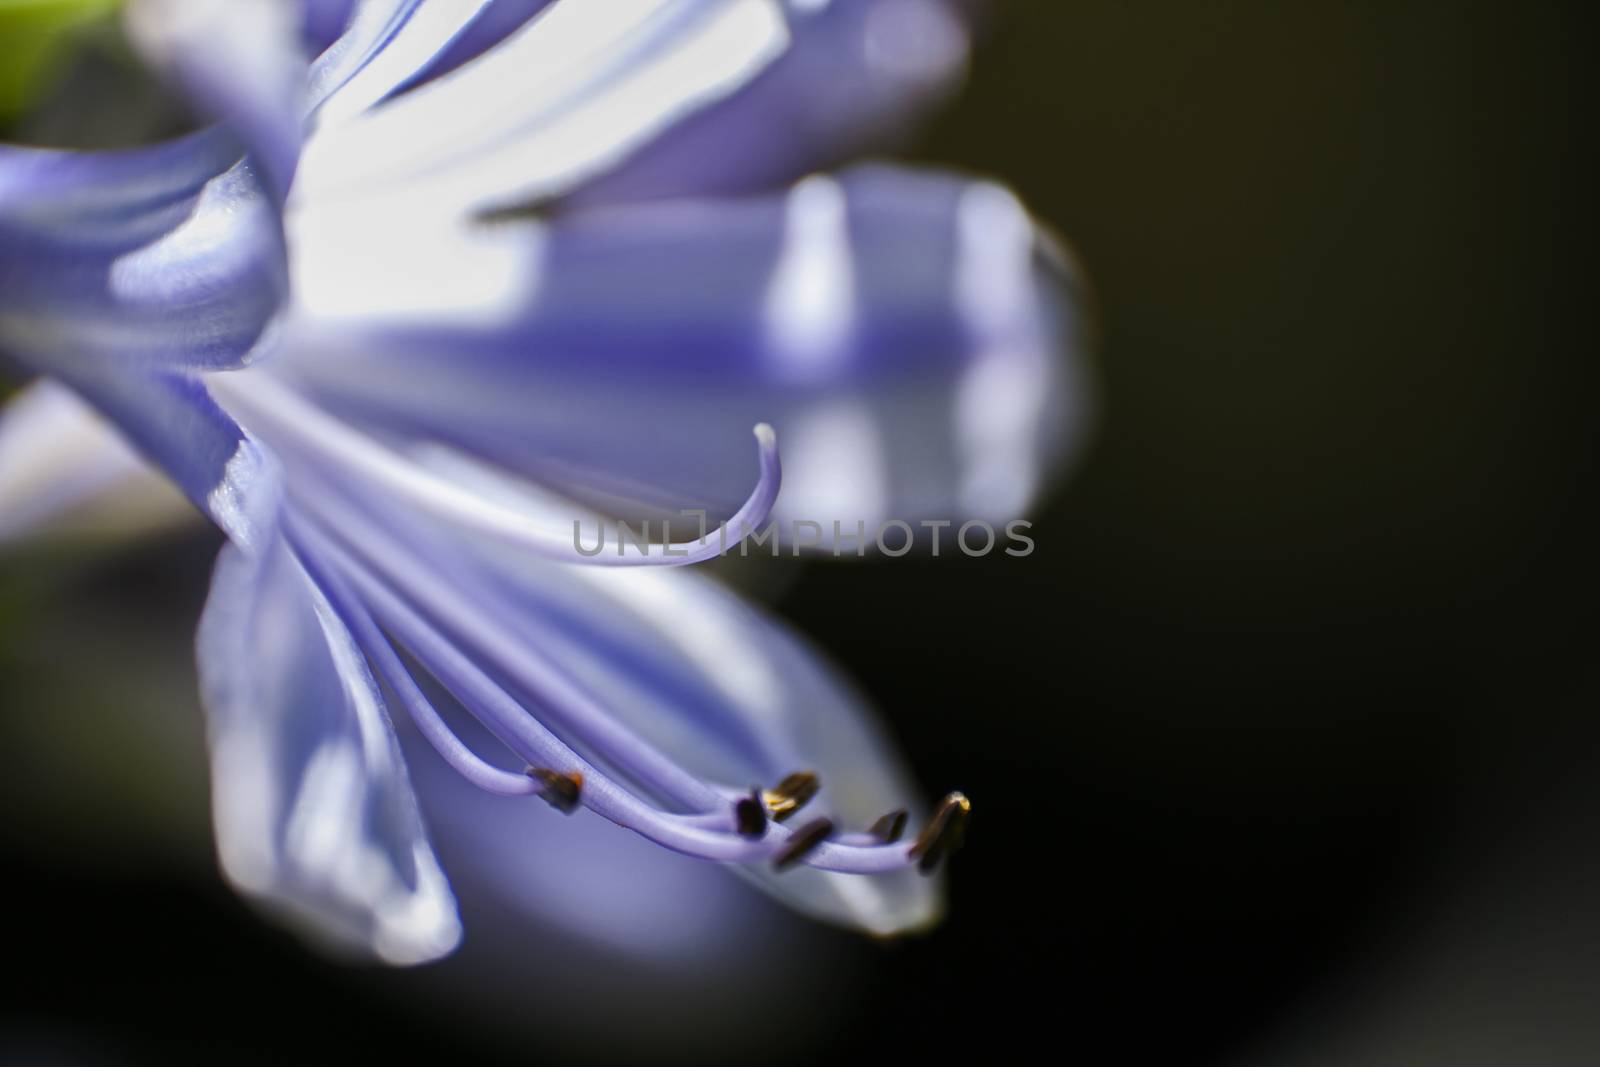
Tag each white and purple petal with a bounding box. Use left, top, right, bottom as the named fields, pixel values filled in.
left=197, top=521, right=460, bottom=963
left=296, top=1, right=973, bottom=213
left=385, top=0, right=558, bottom=95
left=294, top=0, right=795, bottom=213
left=273, top=470, right=945, bottom=934
left=0, top=134, right=286, bottom=374
left=305, top=0, right=493, bottom=125
left=278, top=165, right=1090, bottom=533
left=567, top=0, right=973, bottom=206
left=43, top=363, right=275, bottom=547
left=124, top=0, right=309, bottom=199
left=485, top=554, right=945, bottom=934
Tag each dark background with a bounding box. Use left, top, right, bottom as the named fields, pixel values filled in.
left=1, top=2, right=1591, bottom=1063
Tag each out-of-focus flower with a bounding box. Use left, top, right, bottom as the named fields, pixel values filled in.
left=0, top=0, right=1091, bottom=964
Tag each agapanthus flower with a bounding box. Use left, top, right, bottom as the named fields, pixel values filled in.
left=0, top=0, right=1090, bottom=963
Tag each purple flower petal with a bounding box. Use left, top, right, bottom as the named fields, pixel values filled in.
left=0, top=134, right=287, bottom=374
left=567, top=0, right=973, bottom=206
left=305, top=0, right=495, bottom=125
left=294, top=0, right=795, bottom=213
left=40, top=364, right=275, bottom=547
left=124, top=0, right=309, bottom=200
left=297, top=1, right=972, bottom=212
left=300, top=0, right=359, bottom=55
left=274, top=469, right=944, bottom=934
left=473, top=553, right=945, bottom=934
left=400, top=717, right=798, bottom=962
left=197, top=522, right=460, bottom=963
left=386, top=0, right=558, bottom=95
left=303, top=0, right=424, bottom=108
left=279, top=165, right=1091, bottom=532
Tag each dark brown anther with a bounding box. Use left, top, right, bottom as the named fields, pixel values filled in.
left=869, top=809, right=909, bottom=844
left=734, top=788, right=768, bottom=838
left=528, top=767, right=584, bottom=814
left=908, top=792, right=971, bottom=874
left=772, top=817, right=834, bottom=871
left=763, top=771, right=820, bottom=822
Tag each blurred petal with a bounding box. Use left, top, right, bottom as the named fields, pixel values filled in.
left=124, top=0, right=308, bottom=199
left=568, top=0, right=972, bottom=206
left=386, top=0, right=557, bottom=94
left=298, top=0, right=973, bottom=212
left=306, top=0, right=493, bottom=126
left=280, top=165, right=1091, bottom=530
left=197, top=526, right=460, bottom=963
left=0, top=378, right=188, bottom=546
left=300, top=0, right=358, bottom=55
left=294, top=0, right=793, bottom=213
left=43, top=365, right=275, bottom=547
left=0, top=134, right=287, bottom=374
left=303, top=0, right=421, bottom=108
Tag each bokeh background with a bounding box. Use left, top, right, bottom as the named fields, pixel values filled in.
left=1, top=1, right=1590, bottom=1063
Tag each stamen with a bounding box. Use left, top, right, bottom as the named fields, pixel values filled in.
left=869, top=809, right=909, bottom=844
left=527, top=767, right=584, bottom=813
left=763, top=771, right=820, bottom=822
left=288, top=515, right=936, bottom=876
left=734, top=788, right=768, bottom=837
left=295, top=529, right=539, bottom=797
left=296, top=495, right=724, bottom=809
left=909, top=792, right=971, bottom=874
left=215, top=373, right=782, bottom=567
left=772, top=818, right=834, bottom=871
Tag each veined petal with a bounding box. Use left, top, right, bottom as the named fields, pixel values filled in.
left=303, top=0, right=423, bottom=109
left=385, top=0, right=557, bottom=96
left=280, top=165, right=1091, bottom=532
left=294, top=0, right=794, bottom=214
left=567, top=0, right=972, bottom=206
left=297, top=0, right=974, bottom=213
left=197, top=524, right=460, bottom=964
left=307, top=0, right=494, bottom=126
left=0, top=134, right=287, bottom=374
left=0, top=378, right=188, bottom=546
left=124, top=0, right=308, bottom=200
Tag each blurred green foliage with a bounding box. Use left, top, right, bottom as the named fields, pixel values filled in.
left=0, top=0, right=122, bottom=125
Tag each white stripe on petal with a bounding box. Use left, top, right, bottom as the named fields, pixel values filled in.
left=765, top=175, right=857, bottom=381
left=778, top=398, right=890, bottom=530
left=296, top=0, right=791, bottom=213
left=312, top=0, right=494, bottom=125
left=198, top=531, right=461, bottom=964
left=288, top=194, right=546, bottom=326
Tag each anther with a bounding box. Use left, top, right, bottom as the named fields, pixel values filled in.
left=869, top=809, right=909, bottom=844
left=908, top=792, right=971, bottom=873
left=527, top=767, right=584, bottom=814
left=763, top=771, right=820, bottom=822
left=772, top=817, right=834, bottom=871
left=734, top=788, right=768, bottom=838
